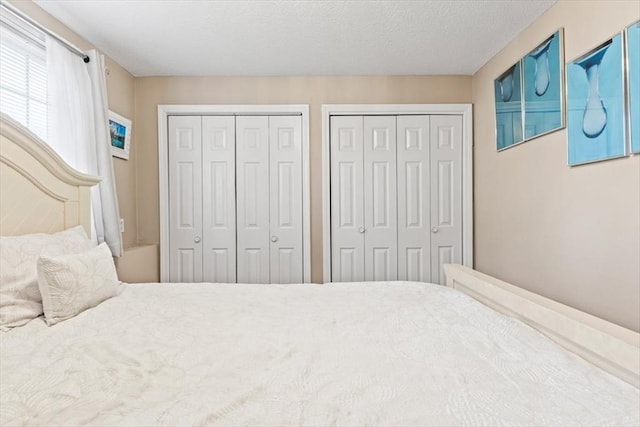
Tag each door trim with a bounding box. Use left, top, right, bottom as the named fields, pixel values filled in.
left=321, top=104, right=473, bottom=283
left=158, top=104, right=311, bottom=283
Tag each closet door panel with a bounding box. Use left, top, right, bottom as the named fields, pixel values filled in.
left=202, top=116, right=236, bottom=283
left=363, top=116, right=397, bottom=281
left=269, top=116, right=303, bottom=283
left=330, top=116, right=365, bottom=282
left=236, top=116, right=270, bottom=283
left=397, top=115, right=431, bottom=282
left=430, top=115, right=463, bottom=285
left=168, top=116, right=203, bottom=282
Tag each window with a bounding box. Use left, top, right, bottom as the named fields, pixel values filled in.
left=0, top=9, right=47, bottom=140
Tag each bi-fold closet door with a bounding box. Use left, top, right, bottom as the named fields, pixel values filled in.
left=168, top=115, right=303, bottom=284
left=330, top=114, right=462, bottom=285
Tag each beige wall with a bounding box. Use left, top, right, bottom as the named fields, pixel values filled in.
left=8, top=1, right=138, bottom=250
left=472, top=0, right=640, bottom=331
left=134, top=76, right=472, bottom=282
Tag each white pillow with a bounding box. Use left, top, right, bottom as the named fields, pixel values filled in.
left=0, top=226, right=94, bottom=330
left=37, top=243, right=119, bottom=326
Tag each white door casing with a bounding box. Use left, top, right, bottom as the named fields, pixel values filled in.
left=168, top=116, right=203, bottom=282
left=202, top=116, right=236, bottom=283
left=330, top=115, right=365, bottom=282
left=269, top=116, right=303, bottom=284
left=397, top=115, right=431, bottom=282
left=363, top=116, right=397, bottom=281
left=159, top=105, right=311, bottom=284
left=322, top=105, right=472, bottom=284
left=430, top=115, right=463, bottom=285
left=236, top=116, right=271, bottom=284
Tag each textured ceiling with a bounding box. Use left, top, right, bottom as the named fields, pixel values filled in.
left=34, top=0, right=556, bottom=77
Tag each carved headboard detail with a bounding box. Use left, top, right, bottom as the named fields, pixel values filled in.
left=0, top=113, right=100, bottom=236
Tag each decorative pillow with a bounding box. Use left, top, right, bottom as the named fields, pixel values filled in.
left=37, top=243, right=119, bottom=326
left=0, top=226, right=94, bottom=330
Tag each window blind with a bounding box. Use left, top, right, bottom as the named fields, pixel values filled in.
left=0, top=9, right=47, bottom=141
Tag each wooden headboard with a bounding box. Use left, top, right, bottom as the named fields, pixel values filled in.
left=0, top=113, right=100, bottom=237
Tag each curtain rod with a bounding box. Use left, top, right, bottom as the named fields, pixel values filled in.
left=0, top=1, right=90, bottom=63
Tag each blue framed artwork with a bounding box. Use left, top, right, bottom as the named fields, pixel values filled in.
left=567, top=33, right=625, bottom=165
left=523, top=29, right=564, bottom=140
left=626, top=21, right=640, bottom=154
left=495, top=60, right=523, bottom=150
left=108, top=110, right=131, bottom=160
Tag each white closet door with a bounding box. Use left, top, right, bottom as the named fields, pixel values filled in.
left=330, top=115, right=365, bottom=282
left=168, top=116, right=203, bottom=282
left=202, top=116, right=236, bottom=283
left=363, top=116, right=397, bottom=281
left=397, top=115, right=431, bottom=282
left=430, top=115, right=463, bottom=285
left=236, top=116, right=270, bottom=283
left=269, top=116, right=303, bottom=283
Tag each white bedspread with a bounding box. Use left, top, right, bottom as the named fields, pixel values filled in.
left=1, top=282, right=638, bottom=426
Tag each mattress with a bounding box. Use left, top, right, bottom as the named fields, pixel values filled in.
left=1, top=281, right=638, bottom=426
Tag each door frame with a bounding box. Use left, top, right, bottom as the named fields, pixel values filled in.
left=321, top=104, right=473, bottom=283
left=158, top=104, right=311, bottom=283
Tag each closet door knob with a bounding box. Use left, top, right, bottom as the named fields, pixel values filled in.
left=194, top=236, right=201, bottom=243
left=431, top=227, right=439, bottom=234
left=271, top=236, right=278, bottom=242
left=359, top=227, right=366, bottom=233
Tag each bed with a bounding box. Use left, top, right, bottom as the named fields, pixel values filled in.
left=1, top=114, right=639, bottom=426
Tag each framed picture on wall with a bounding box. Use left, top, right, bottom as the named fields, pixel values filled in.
left=109, top=110, right=131, bottom=160
left=522, top=29, right=565, bottom=140
left=626, top=21, right=640, bottom=154
left=494, top=60, right=524, bottom=150
left=566, top=33, right=625, bottom=165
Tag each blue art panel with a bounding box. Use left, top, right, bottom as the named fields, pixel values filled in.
left=495, top=61, right=523, bottom=150
left=567, top=34, right=625, bottom=165
left=523, top=30, right=563, bottom=139
left=627, top=22, right=640, bottom=153
left=109, top=119, right=126, bottom=149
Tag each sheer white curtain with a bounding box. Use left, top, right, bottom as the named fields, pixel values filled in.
left=46, top=38, right=122, bottom=257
